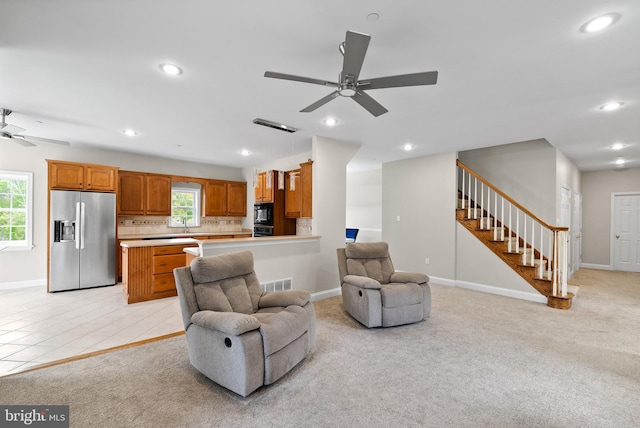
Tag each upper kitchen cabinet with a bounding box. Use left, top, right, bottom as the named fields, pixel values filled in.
left=204, top=179, right=247, bottom=217
left=118, top=171, right=171, bottom=216
left=285, top=161, right=313, bottom=218
left=254, top=170, right=274, bottom=203
left=47, top=160, right=118, bottom=192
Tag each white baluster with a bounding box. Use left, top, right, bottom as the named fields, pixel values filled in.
left=500, top=198, right=505, bottom=241
left=508, top=204, right=512, bottom=252
left=515, top=208, right=520, bottom=253
left=480, top=182, right=484, bottom=229
left=473, top=177, right=478, bottom=219
left=467, top=173, right=472, bottom=219
left=461, top=168, right=465, bottom=209
left=547, top=230, right=553, bottom=281
left=522, top=216, right=527, bottom=265
left=538, top=225, right=544, bottom=278
left=493, top=192, right=498, bottom=240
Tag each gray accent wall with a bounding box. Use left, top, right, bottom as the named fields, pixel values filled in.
left=458, top=139, right=557, bottom=225
left=382, top=151, right=457, bottom=280
left=581, top=167, right=640, bottom=267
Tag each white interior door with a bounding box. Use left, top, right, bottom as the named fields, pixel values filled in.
left=613, top=193, right=640, bottom=272
left=571, top=193, right=582, bottom=274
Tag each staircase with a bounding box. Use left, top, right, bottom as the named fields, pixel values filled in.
left=457, top=160, right=575, bottom=309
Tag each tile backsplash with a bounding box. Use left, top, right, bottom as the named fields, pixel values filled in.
left=118, top=216, right=243, bottom=236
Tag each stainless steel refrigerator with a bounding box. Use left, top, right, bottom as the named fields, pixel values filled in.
left=49, top=190, right=116, bottom=292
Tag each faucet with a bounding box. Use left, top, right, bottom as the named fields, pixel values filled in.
left=183, top=216, right=189, bottom=233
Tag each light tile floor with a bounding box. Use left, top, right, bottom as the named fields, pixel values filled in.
left=0, top=284, right=183, bottom=377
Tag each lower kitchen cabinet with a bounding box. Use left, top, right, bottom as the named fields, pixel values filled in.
left=122, top=243, right=196, bottom=304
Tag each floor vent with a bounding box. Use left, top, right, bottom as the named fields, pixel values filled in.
left=261, top=278, right=292, bottom=292
left=252, top=118, right=298, bottom=133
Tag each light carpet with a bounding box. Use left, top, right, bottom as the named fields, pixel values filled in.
left=1, top=268, right=638, bottom=427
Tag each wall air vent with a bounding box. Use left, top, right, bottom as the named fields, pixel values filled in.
left=253, top=118, right=298, bottom=133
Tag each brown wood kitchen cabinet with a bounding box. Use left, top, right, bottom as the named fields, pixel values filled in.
left=121, top=243, right=197, bottom=304
left=47, top=160, right=118, bottom=192
left=254, top=171, right=274, bottom=203
left=285, top=160, right=313, bottom=218
left=204, top=179, right=247, bottom=217
left=118, top=171, right=171, bottom=216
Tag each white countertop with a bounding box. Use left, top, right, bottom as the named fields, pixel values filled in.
left=118, top=231, right=252, bottom=240
left=120, top=238, right=199, bottom=248
left=185, top=235, right=322, bottom=255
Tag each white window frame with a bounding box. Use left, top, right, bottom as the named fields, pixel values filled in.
left=0, top=170, right=34, bottom=251
left=169, top=182, right=201, bottom=228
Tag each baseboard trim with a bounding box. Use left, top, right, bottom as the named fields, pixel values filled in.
left=311, top=287, right=341, bottom=301
left=455, top=280, right=548, bottom=304
left=428, top=276, right=455, bottom=287
left=580, top=263, right=612, bottom=271
left=0, top=279, right=46, bottom=290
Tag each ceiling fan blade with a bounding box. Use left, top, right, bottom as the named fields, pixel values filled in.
left=359, top=71, right=439, bottom=90
left=352, top=90, right=388, bottom=117
left=1, top=123, right=26, bottom=135
left=10, top=136, right=36, bottom=147
left=341, top=31, right=370, bottom=82
left=300, top=91, right=340, bottom=113
left=17, top=135, right=70, bottom=146
left=264, top=71, right=339, bottom=88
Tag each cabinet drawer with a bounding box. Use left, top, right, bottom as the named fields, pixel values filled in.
left=153, top=245, right=192, bottom=256
left=153, top=273, right=176, bottom=293
left=153, top=254, right=186, bottom=274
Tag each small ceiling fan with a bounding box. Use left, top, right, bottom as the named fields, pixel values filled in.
left=1, top=108, right=70, bottom=147
left=265, top=30, right=438, bottom=117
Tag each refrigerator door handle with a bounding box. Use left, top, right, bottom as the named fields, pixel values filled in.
left=80, top=202, right=86, bottom=249
left=75, top=202, right=81, bottom=249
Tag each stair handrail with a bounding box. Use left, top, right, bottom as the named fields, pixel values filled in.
left=457, top=160, right=568, bottom=234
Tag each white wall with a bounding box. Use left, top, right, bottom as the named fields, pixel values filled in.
left=382, top=151, right=458, bottom=281
left=345, top=168, right=382, bottom=243
left=0, top=143, right=242, bottom=285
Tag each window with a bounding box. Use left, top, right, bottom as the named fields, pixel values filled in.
left=0, top=170, right=33, bottom=251
left=170, top=182, right=201, bottom=228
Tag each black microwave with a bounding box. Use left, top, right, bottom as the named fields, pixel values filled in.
left=254, top=203, right=274, bottom=226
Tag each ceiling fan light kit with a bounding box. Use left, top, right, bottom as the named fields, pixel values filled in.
left=265, top=30, right=438, bottom=117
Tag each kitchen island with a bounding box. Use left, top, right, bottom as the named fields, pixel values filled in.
left=119, top=231, right=252, bottom=304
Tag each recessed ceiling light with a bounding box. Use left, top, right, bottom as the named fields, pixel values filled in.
left=324, top=118, right=337, bottom=126
left=123, top=129, right=138, bottom=136
left=615, top=158, right=625, bottom=167
left=600, top=102, right=624, bottom=111
left=610, top=143, right=625, bottom=150
left=367, top=13, right=380, bottom=22
left=159, top=63, right=183, bottom=76
left=241, top=149, right=250, bottom=156
left=402, top=143, right=414, bottom=151
left=582, top=14, right=618, bottom=33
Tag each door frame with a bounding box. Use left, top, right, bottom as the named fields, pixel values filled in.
left=610, top=191, right=640, bottom=271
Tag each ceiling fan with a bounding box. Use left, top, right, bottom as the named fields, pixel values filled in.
left=1, top=108, right=70, bottom=147
left=264, top=30, right=438, bottom=117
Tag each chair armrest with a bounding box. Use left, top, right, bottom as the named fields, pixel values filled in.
left=259, top=290, right=310, bottom=308
left=390, top=271, right=429, bottom=284
left=191, top=311, right=260, bottom=336
left=343, top=275, right=382, bottom=289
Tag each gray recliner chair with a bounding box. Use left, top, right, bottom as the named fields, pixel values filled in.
left=173, top=250, right=316, bottom=397
left=337, top=242, right=431, bottom=328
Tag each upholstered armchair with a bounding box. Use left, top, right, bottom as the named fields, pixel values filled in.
left=337, top=242, right=431, bottom=328
left=173, top=250, right=316, bottom=397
